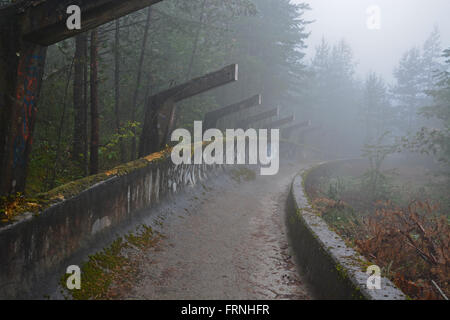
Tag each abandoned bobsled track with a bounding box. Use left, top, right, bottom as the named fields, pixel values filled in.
left=123, top=164, right=312, bottom=300
left=0, top=149, right=408, bottom=300
left=0, top=154, right=407, bottom=300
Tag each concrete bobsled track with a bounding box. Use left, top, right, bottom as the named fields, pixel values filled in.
left=0, top=144, right=406, bottom=300
left=287, top=162, right=406, bottom=300
left=0, top=141, right=313, bottom=299
left=41, top=163, right=315, bottom=299
left=122, top=164, right=313, bottom=300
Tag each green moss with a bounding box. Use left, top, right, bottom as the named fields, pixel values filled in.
left=2, top=148, right=172, bottom=223
left=351, top=286, right=365, bottom=300
left=288, top=213, right=297, bottom=225
left=44, top=173, right=108, bottom=201
left=124, top=225, right=158, bottom=250
left=356, top=257, right=374, bottom=272
left=60, top=237, right=128, bottom=300
left=296, top=207, right=304, bottom=217
left=60, top=224, right=161, bottom=300
left=335, top=263, right=349, bottom=280
left=300, top=166, right=320, bottom=209
left=230, top=167, right=256, bottom=183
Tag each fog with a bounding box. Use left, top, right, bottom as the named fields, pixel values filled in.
left=1, top=0, right=449, bottom=301
left=298, top=0, right=450, bottom=82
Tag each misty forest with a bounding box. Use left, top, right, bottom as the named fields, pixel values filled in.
left=0, top=0, right=449, bottom=301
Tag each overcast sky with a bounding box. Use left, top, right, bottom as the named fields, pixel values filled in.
left=294, top=0, right=450, bottom=83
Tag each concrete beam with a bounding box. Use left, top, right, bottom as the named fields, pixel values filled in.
left=282, top=120, right=312, bottom=134
left=1, top=0, right=163, bottom=46
left=139, top=64, right=239, bottom=156
left=0, top=0, right=163, bottom=196
left=150, top=64, right=238, bottom=108
left=237, top=107, right=279, bottom=129
left=203, top=94, right=261, bottom=130
left=283, top=124, right=319, bottom=140
left=265, top=115, right=295, bottom=129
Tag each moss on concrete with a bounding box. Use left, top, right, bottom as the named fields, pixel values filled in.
left=0, top=193, right=43, bottom=222
left=293, top=161, right=406, bottom=300
left=2, top=148, right=172, bottom=223
left=60, top=224, right=162, bottom=300
left=230, top=167, right=256, bottom=183
left=335, top=263, right=349, bottom=281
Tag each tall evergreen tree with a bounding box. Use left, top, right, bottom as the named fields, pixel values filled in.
left=393, top=28, right=444, bottom=134
left=362, top=72, right=392, bottom=143
left=304, top=38, right=360, bottom=157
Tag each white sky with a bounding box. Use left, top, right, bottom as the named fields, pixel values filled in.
left=294, top=0, right=450, bottom=83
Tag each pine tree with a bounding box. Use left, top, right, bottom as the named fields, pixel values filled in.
left=362, top=72, right=392, bottom=143
left=393, top=47, right=425, bottom=133
left=422, top=26, right=444, bottom=92
left=305, top=38, right=360, bottom=156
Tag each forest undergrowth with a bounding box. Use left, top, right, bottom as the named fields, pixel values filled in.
left=308, top=166, right=449, bottom=300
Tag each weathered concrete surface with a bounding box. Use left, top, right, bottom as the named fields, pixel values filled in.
left=286, top=165, right=407, bottom=300
left=0, top=152, right=218, bottom=299
left=0, top=139, right=304, bottom=299
left=123, top=164, right=313, bottom=300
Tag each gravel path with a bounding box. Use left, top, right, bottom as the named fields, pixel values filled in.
left=125, top=164, right=313, bottom=300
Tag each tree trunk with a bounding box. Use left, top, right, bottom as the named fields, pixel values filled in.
left=0, top=19, right=47, bottom=196
left=139, top=96, right=161, bottom=157
left=89, top=29, right=99, bottom=175
left=131, top=7, right=153, bottom=161
left=114, top=19, right=126, bottom=163
left=49, top=57, right=75, bottom=189
left=83, top=34, right=89, bottom=176
left=73, top=34, right=88, bottom=170
left=0, top=0, right=162, bottom=196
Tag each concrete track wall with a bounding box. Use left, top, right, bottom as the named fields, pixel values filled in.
left=286, top=162, right=406, bottom=300
left=0, top=152, right=217, bottom=299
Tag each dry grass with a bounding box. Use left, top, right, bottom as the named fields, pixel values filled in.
left=313, top=197, right=449, bottom=300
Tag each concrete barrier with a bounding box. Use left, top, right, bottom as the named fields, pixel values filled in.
left=0, top=139, right=304, bottom=299
left=0, top=150, right=219, bottom=299
left=286, top=163, right=407, bottom=300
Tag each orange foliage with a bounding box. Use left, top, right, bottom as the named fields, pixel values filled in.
left=0, top=193, right=41, bottom=221
left=355, top=201, right=449, bottom=300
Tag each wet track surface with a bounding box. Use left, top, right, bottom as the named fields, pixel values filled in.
left=124, top=164, right=313, bottom=300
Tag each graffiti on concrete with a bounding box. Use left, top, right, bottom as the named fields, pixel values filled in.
left=13, top=53, right=44, bottom=168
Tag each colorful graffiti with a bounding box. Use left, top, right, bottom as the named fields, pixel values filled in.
left=13, top=53, right=44, bottom=168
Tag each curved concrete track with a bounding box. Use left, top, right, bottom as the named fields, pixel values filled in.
left=124, top=164, right=313, bottom=300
